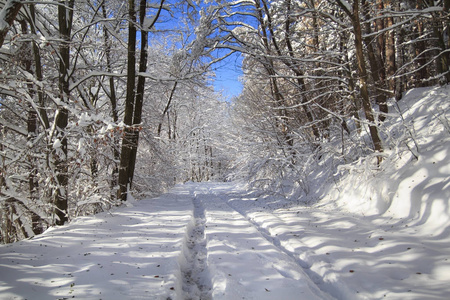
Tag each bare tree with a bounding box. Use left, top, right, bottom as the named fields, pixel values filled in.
left=118, top=0, right=165, bottom=201
left=336, top=0, right=384, bottom=162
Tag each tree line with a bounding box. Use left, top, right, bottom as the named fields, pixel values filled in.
left=0, top=0, right=448, bottom=243
left=222, top=0, right=449, bottom=191
left=0, top=0, right=232, bottom=243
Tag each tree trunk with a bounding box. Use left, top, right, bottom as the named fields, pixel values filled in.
left=413, top=0, right=428, bottom=86
left=157, top=81, right=178, bottom=137
left=431, top=13, right=450, bottom=84
left=376, top=0, right=386, bottom=68
left=19, top=18, right=40, bottom=201
left=128, top=0, right=151, bottom=183
left=30, top=4, right=50, bottom=129
left=340, top=30, right=361, bottom=130
left=27, top=110, right=39, bottom=199
left=385, top=0, right=396, bottom=97
left=0, top=0, right=24, bottom=48
left=362, top=0, right=388, bottom=121
left=118, top=0, right=137, bottom=201
left=257, top=0, right=310, bottom=157
left=101, top=2, right=120, bottom=199
left=118, top=0, right=165, bottom=201
left=338, top=0, right=384, bottom=162
left=54, top=0, right=74, bottom=225
left=281, top=0, right=321, bottom=141
left=395, top=5, right=405, bottom=101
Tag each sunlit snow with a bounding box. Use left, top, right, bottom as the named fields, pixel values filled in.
left=0, top=86, right=449, bottom=299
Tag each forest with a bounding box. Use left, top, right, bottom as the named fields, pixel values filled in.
left=0, top=0, right=449, bottom=244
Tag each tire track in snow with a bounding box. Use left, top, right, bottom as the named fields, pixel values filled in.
left=202, top=185, right=334, bottom=300
left=180, top=195, right=212, bottom=300
left=223, top=199, right=341, bottom=299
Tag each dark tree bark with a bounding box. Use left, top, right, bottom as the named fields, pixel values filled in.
left=413, top=0, right=428, bottom=86
left=128, top=0, right=152, bottom=186
left=376, top=0, right=386, bottom=69
left=30, top=4, right=50, bottom=129
left=157, top=81, right=178, bottom=137
left=395, top=2, right=405, bottom=101
left=385, top=0, right=396, bottom=97
left=3, top=196, right=45, bottom=236
left=337, top=0, right=384, bottom=162
left=362, top=0, right=388, bottom=121
left=259, top=0, right=295, bottom=157
left=118, top=0, right=137, bottom=201
left=431, top=10, right=450, bottom=84
left=118, top=0, right=165, bottom=201
left=17, top=18, right=40, bottom=200
left=0, top=0, right=24, bottom=48
left=27, top=2, right=50, bottom=208
left=101, top=1, right=120, bottom=199
left=339, top=28, right=361, bottom=129
left=53, top=0, right=74, bottom=225
left=277, top=0, right=321, bottom=141
left=27, top=109, right=38, bottom=197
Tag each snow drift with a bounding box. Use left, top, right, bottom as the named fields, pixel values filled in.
left=310, top=86, right=450, bottom=230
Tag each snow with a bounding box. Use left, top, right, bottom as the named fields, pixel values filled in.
left=194, top=186, right=330, bottom=300
left=143, top=16, right=157, bottom=30
left=335, top=0, right=352, bottom=14
left=1, top=85, right=450, bottom=299
left=53, top=138, right=62, bottom=149
left=0, top=188, right=194, bottom=300
left=0, top=0, right=14, bottom=32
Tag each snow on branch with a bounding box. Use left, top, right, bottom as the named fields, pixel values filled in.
left=0, top=0, right=24, bottom=48
left=69, top=71, right=126, bottom=92
left=0, top=117, right=27, bottom=136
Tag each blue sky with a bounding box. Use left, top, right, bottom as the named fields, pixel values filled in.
left=146, top=0, right=244, bottom=101
left=212, top=52, right=243, bottom=101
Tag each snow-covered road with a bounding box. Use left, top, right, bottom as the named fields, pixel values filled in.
left=1, top=182, right=449, bottom=299
left=191, top=184, right=330, bottom=300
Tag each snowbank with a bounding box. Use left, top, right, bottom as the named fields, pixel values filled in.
left=319, top=86, right=450, bottom=232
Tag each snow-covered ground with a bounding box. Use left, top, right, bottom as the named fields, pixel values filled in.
left=1, top=181, right=449, bottom=299
left=0, top=188, right=194, bottom=299
left=0, top=85, right=449, bottom=299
